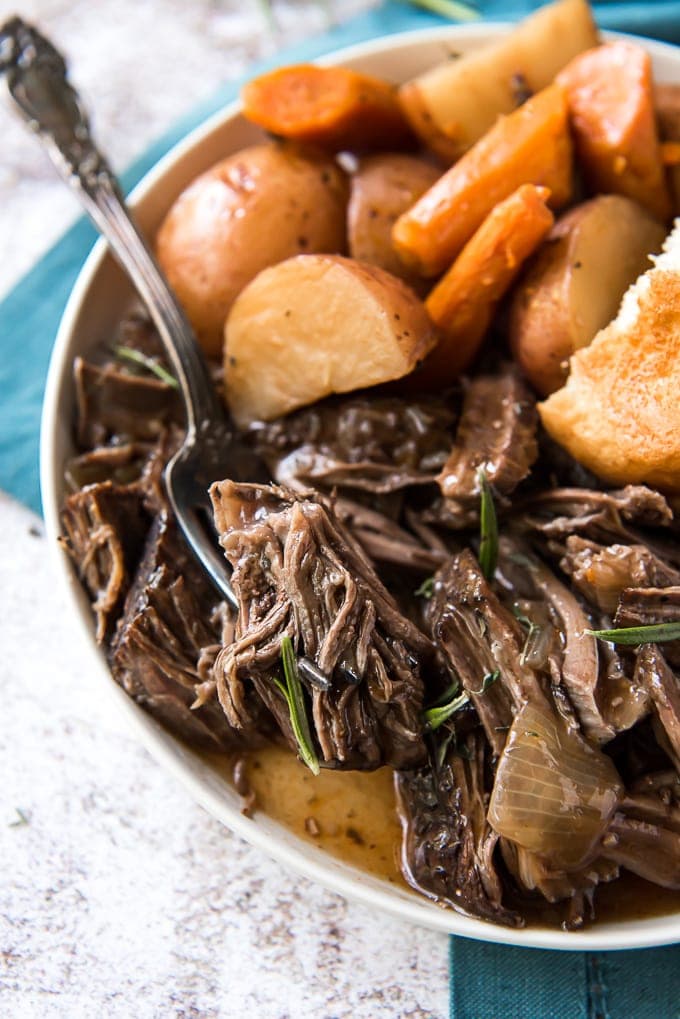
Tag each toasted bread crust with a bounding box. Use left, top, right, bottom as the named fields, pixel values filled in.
left=539, top=263, right=680, bottom=491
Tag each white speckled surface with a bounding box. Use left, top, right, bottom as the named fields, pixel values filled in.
left=0, top=2, right=449, bottom=1016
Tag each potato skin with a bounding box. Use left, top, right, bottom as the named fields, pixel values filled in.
left=347, top=154, right=439, bottom=285
left=224, top=254, right=438, bottom=427
left=156, top=143, right=348, bottom=356
left=509, top=195, right=666, bottom=395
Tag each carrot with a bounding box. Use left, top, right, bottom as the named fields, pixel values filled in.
left=410, top=185, right=554, bottom=391
left=392, top=84, right=572, bottom=278
left=556, top=42, right=671, bottom=222
left=241, top=64, right=415, bottom=151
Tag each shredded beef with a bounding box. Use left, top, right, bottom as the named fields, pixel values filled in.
left=210, top=481, right=430, bottom=770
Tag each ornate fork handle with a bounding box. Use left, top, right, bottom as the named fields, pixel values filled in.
left=0, top=16, right=225, bottom=441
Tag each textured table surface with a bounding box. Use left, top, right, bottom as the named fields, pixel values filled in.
left=0, top=2, right=449, bottom=1016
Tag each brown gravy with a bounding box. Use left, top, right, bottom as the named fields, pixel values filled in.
left=211, top=744, right=680, bottom=928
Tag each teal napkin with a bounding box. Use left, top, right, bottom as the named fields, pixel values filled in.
left=2, top=3, right=679, bottom=1018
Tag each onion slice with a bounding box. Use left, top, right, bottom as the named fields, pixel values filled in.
left=488, top=699, right=623, bottom=870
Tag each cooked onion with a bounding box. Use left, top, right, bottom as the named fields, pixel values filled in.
left=488, top=699, right=623, bottom=869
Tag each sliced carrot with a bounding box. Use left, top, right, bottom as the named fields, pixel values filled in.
left=392, top=84, right=572, bottom=277
left=241, top=64, right=414, bottom=151
left=557, top=42, right=671, bottom=222
left=408, top=185, right=554, bottom=391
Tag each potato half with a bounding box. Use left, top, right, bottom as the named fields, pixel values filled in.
left=509, top=195, right=666, bottom=395
left=399, top=0, right=597, bottom=162
left=156, top=143, right=348, bottom=356
left=224, top=254, right=437, bottom=426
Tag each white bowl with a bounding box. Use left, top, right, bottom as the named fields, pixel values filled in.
left=41, top=22, right=680, bottom=951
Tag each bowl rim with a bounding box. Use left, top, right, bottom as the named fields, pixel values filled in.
left=41, top=21, right=680, bottom=952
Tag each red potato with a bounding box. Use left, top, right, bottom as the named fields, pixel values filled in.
left=407, top=184, right=554, bottom=391
left=510, top=195, right=666, bottom=396
left=557, top=42, right=672, bottom=222
left=224, top=254, right=438, bottom=427
left=156, top=144, right=348, bottom=356
left=241, top=64, right=414, bottom=152
left=399, top=0, right=598, bottom=162
left=347, top=154, right=440, bottom=285
left=392, top=84, right=573, bottom=278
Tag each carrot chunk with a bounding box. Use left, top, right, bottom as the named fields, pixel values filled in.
left=411, top=185, right=554, bottom=390
left=241, top=64, right=414, bottom=151
left=392, top=84, right=572, bottom=277
left=557, top=42, right=671, bottom=222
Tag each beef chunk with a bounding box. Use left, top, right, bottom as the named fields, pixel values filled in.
left=64, top=427, right=182, bottom=515
left=434, top=366, right=537, bottom=526
left=110, top=512, right=263, bottom=752
left=427, top=549, right=542, bottom=754
left=616, top=587, right=680, bottom=668
left=210, top=481, right=430, bottom=770
left=64, top=441, right=155, bottom=493
left=60, top=481, right=149, bottom=642
left=600, top=812, right=680, bottom=888
left=634, top=644, right=680, bottom=770
left=518, top=485, right=674, bottom=550
left=254, top=394, right=456, bottom=494
left=395, top=732, right=523, bottom=927
left=335, top=497, right=449, bottom=572
left=560, top=537, right=680, bottom=616
left=75, top=356, right=183, bottom=448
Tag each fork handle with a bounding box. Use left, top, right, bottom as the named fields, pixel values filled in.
left=0, top=16, right=225, bottom=440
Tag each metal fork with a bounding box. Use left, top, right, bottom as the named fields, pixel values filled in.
left=0, top=17, right=329, bottom=690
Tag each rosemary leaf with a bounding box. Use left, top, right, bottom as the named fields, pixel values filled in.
left=586, top=622, right=680, bottom=646
left=277, top=636, right=320, bottom=775
left=114, top=345, right=179, bottom=389
left=519, top=621, right=540, bottom=665
left=424, top=690, right=470, bottom=732
left=399, top=0, right=480, bottom=23
left=415, top=576, right=435, bottom=599
left=478, top=469, right=498, bottom=581
left=428, top=680, right=460, bottom=709
left=475, top=669, right=500, bottom=695
left=435, top=729, right=455, bottom=770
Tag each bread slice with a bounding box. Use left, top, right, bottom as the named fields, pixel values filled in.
left=539, top=221, right=680, bottom=491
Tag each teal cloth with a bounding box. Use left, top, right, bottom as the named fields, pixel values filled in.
left=450, top=940, right=680, bottom=1018
left=2, top=3, right=680, bottom=1018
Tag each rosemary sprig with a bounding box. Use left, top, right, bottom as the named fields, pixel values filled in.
left=274, top=636, right=320, bottom=775
left=398, top=0, right=480, bottom=23
left=586, top=622, right=680, bottom=645
left=114, top=345, right=179, bottom=389
left=423, top=689, right=469, bottom=732
left=415, top=576, right=435, bottom=599
left=478, top=469, right=498, bottom=581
